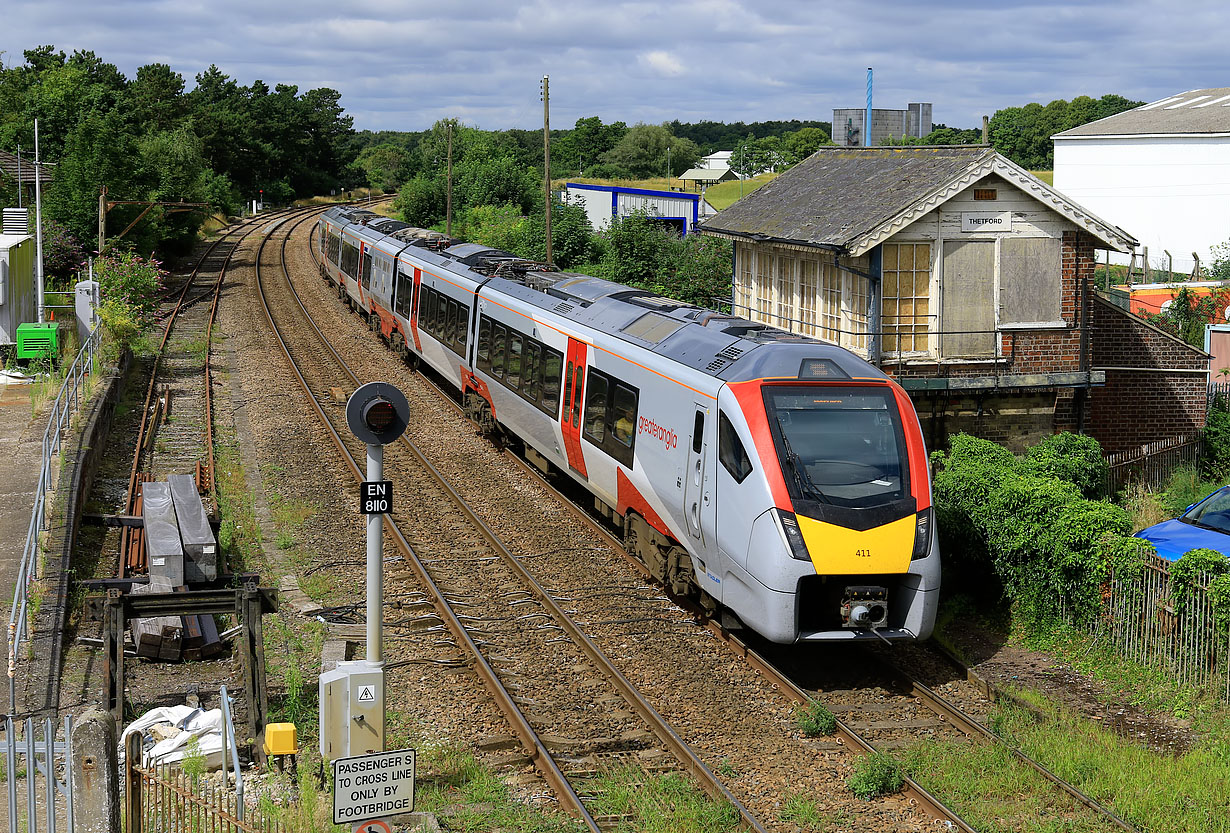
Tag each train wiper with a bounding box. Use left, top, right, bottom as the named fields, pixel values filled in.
left=781, top=433, right=830, bottom=504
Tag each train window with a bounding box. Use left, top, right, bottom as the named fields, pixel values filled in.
left=491, top=325, right=506, bottom=379
left=506, top=333, right=523, bottom=390
left=341, top=242, right=359, bottom=278
left=583, top=371, right=608, bottom=443
left=718, top=412, right=753, bottom=483
left=610, top=384, right=638, bottom=448
left=445, top=300, right=458, bottom=347
left=692, top=412, right=705, bottom=454
left=572, top=366, right=583, bottom=428
left=327, top=233, right=341, bottom=264
left=421, top=290, right=435, bottom=336
left=477, top=317, right=492, bottom=371
left=361, top=251, right=373, bottom=289
left=541, top=349, right=563, bottom=416
left=434, top=291, right=448, bottom=337
left=394, top=272, right=413, bottom=318
left=319, top=226, right=326, bottom=254
left=456, top=303, right=469, bottom=351
left=521, top=342, right=541, bottom=402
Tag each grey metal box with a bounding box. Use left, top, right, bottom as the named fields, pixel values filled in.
left=169, top=474, right=219, bottom=582
left=142, top=481, right=184, bottom=586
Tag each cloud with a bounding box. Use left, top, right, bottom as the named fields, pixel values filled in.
left=640, top=51, right=684, bottom=78
left=1, top=0, right=1227, bottom=132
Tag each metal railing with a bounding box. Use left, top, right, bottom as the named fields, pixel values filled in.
left=3, top=714, right=75, bottom=833
left=7, top=325, right=103, bottom=713
left=1103, top=433, right=1204, bottom=496
left=1094, top=555, right=1230, bottom=701
left=218, top=686, right=243, bottom=823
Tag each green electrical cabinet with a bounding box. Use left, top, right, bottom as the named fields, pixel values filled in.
left=15, top=322, right=57, bottom=360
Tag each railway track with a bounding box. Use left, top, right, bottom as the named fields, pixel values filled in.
left=118, top=207, right=307, bottom=576
left=260, top=212, right=769, bottom=832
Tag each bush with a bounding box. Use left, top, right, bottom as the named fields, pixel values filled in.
left=1023, top=432, right=1106, bottom=497
left=794, top=701, right=837, bottom=737
left=1204, top=394, right=1230, bottom=475
left=933, top=432, right=1141, bottom=628
left=95, top=250, right=165, bottom=326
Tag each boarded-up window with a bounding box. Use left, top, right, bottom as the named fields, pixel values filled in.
left=775, top=256, right=796, bottom=329
left=799, top=259, right=818, bottom=337
left=845, top=272, right=869, bottom=354
left=755, top=252, right=774, bottom=322
left=941, top=241, right=995, bottom=357
left=736, top=244, right=754, bottom=317
left=1000, top=238, right=1062, bottom=324
left=821, top=260, right=842, bottom=343
left=882, top=243, right=932, bottom=354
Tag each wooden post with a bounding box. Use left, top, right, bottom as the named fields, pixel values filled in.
left=124, top=731, right=142, bottom=833
left=241, top=583, right=269, bottom=763
left=103, top=589, right=125, bottom=725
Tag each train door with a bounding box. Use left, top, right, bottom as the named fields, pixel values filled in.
left=684, top=405, right=712, bottom=544
left=560, top=338, right=588, bottom=478
left=408, top=267, right=422, bottom=351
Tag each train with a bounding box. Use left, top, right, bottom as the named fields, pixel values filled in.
left=316, top=205, right=940, bottom=643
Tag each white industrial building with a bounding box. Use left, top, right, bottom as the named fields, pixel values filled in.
left=1053, top=87, right=1230, bottom=273
left=562, top=183, right=701, bottom=236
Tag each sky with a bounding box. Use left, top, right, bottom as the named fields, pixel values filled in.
left=2, top=0, right=1226, bottom=134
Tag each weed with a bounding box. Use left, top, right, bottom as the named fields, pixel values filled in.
left=846, top=752, right=903, bottom=800
left=180, top=736, right=207, bottom=782
left=794, top=699, right=837, bottom=737
left=275, top=530, right=295, bottom=549
left=714, top=758, right=738, bottom=778
left=580, top=763, right=740, bottom=832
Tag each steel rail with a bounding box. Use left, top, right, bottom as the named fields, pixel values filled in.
left=277, top=212, right=768, bottom=833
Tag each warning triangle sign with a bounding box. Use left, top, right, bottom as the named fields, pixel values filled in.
left=358, top=685, right=376, bottom=702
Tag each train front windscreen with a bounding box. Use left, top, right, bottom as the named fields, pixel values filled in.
left=762, top=386, right=909, bottom=510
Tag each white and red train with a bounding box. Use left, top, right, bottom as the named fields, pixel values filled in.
left=317, top=206, right=940, bottom=643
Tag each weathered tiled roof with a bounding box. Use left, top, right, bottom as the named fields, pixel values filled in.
left=701, top=146, right=994, bottom=249
left=0, top=149, right=54, bottom=185
left=700, top=145, right=1136, bottom=254
left=1055, top=88, right=1230, bottom=137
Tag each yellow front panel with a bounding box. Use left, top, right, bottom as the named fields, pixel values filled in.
left=797, top=513, right=915, bottom=575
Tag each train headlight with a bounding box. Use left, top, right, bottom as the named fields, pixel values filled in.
left=774, top=509, right=811, bottom=562
left=911, top=508, right=932, bottom=560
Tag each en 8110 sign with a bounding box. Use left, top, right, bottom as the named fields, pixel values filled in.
left=360, top=481, right=393, bottom=514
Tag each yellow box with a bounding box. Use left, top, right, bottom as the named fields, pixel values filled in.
left=263, top=723, right=298, bottom=756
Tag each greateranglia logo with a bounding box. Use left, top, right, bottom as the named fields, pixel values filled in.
left=638, top=416, right=678, bottom=450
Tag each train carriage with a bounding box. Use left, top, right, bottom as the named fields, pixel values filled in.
left=316, top=207, right=940, bottom=644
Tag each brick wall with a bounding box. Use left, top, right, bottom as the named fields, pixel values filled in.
left=1086, top=294, right=1209, bottom=452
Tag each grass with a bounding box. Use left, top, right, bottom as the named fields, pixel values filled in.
left=416, top=744, right=583, bottom=832
left=1029, top=170, right=1054, bottom=186
left=1122, top=465, right=1223, bottom=532
left=578, top=763, right=741, bottom=832
left=779, top=792, right=851, bottom=831
left=794, top=700, right=837, bottom=737
left=845, top=752, right=903, bottom=800
left=699, top=172, right=778, bottom=210
left=212, top=429, right=262, bottom=570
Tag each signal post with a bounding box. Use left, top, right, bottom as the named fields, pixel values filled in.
left=321, top=383, right=415, bottom=832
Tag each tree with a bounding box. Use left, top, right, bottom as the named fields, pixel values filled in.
left=601, top=124, right=699, bottom=179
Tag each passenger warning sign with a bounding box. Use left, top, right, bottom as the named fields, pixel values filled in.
left=333, top=748, right=416, bottom=825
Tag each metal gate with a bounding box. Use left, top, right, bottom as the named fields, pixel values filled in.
left=2, top=715, right=75, bottom=833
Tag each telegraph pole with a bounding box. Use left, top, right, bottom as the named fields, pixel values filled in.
left=446, top=121, right=453, bottom=236
left=541, top=75, right=553, bottom=266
